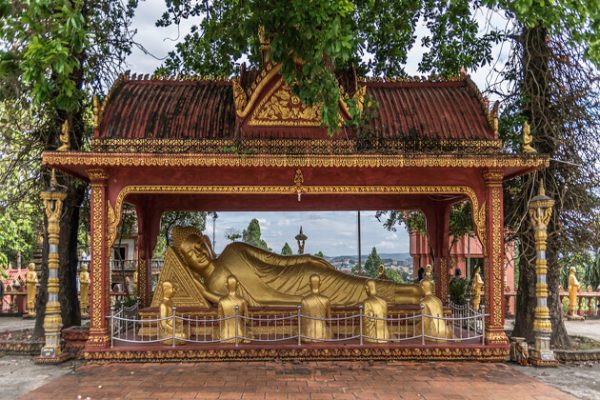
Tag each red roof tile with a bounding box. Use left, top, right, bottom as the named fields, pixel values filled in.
left=96, top=76, right=495, bottom=143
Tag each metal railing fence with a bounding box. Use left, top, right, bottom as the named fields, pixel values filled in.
left=108, top=304, right=488, bottom=347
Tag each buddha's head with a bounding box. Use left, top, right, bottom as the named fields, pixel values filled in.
left=365, top=280, right=377, bottom=297
left=180, top=233, right=213, bottom=271
left=309, top=274, right=321, bottom=294
left=570, top=266, right=576, bottom=274
left=81, top=263, right=88, bottom=272
left=28, top=263, right=35, bottom=271
left=226, top=275, right=238, bottom=295
left=163, top=281, right=174, bottom=299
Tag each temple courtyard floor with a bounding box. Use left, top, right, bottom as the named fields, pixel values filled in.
left=0, top=357, right=598, bottom=400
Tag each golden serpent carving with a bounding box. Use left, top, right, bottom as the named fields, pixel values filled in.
left=90, top=184, right=104, bottom=331
left=491, top=186, right=503, bottom=329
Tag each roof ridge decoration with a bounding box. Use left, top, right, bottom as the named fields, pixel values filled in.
left=232, top=62, right=365, bottom=128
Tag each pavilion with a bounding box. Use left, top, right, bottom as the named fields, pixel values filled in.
left=43, top=53, right=548, bottom=361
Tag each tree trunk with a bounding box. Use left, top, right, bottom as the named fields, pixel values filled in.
left=511, top=25, right=571, bottom=348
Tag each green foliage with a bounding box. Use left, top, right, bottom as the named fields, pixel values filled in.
left=314, top=250, right=325, bottom=258
left=281, top=242, right=293, bottom=255
left=156, top=0, right=501, bottom=131
left=558, top=252, right=595, bottom=290
left=587, top=252, right=600, bottom=291
left=385, top=267, right=405, bottom=283
left=449, top=277, right=470, bottom=305
left=363, top=247, right=382, bottom=278
left=242, top=218, right=270, bottom=250
left=153, top=212, right=207, bottom=258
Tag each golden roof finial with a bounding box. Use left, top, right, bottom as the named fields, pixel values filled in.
left=538, top=179, right=546, bottom=197
left=57, top=120, right=70, bottom=152
left=523, top=121, right=536, bottom=153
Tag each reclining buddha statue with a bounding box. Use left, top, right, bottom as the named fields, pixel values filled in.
left=154, top=226, right=445, bottom=317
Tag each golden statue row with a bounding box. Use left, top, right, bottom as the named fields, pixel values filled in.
left=154, top=226, right=452, bottom=344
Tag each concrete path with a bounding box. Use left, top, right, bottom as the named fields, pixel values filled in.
left=0, top=317, right=34, bottom=333
left=18, top=360, right=576, bottom=400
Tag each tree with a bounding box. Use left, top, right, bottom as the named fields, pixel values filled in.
left=152, top=212, right=207, bottom=259
left=225, top=228, right=242, bottom=242
left=0, top=0, right=138, bottom=336
left=363, top=247, right=382, bottom=278
left=156, top=0, right=501, bottom=131
left=242, top=218, right=270, bottom=250
left=281, top=242, right=293, bottom=255
left=314, top=251, right=325, bottom=258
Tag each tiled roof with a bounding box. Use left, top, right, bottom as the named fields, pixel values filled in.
left=95, top=75, right=495, bottom=144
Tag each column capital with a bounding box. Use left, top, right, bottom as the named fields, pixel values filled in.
left=87, top=168, right=109, bottom=182
left=482, top=170, right=504, bottom=186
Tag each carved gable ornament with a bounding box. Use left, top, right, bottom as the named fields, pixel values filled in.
left=232, top=63, right=365, bottom=130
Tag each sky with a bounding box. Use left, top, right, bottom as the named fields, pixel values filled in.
left=123, top=5, right=509, bottom=256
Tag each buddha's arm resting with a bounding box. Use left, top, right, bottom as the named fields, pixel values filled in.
left=237, top=243, right=335, bottom=270
left=192, top=279, right=221, bottom=304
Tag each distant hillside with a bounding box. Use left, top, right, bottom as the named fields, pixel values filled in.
left=326, top=253, right=411, bottom=262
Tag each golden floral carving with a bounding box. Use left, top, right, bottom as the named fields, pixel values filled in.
left=90, top=184, right=104, bottom=331
left=249, top=82, right=321, bottom=126
left=106, top=201, right=118, bottom=253
left=491, top=186, right=504, bottom=329
left=232, top=79, right=248, bottom=112
left=44, top=152, right=549, bottom=170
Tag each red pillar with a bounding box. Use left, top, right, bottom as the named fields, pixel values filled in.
left=424, top=203, right=452, bottom=303
left=483, top=170, right=509, bottom=345
left=85, top=169, right=111, bottom=350
left=135, top=203, right=162, bottom=308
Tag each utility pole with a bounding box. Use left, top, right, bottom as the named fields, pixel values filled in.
left=357, top=211, right=362, bottom=272
left=212, top=212, right=218, bottom=251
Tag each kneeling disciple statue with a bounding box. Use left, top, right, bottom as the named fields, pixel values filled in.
left=420, top=278, right=452, bottom=340
left=301, top=274, right=331, bottom=342
left=25, top=263, right=38, bottom=317
left=159, top=281, right=187, bottom=345
left=363, top=280, right=389, bottom=343
left=218, top=275, right=249, bottom=343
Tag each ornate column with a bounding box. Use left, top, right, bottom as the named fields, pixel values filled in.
left=36, top=171, right=69, bottom=363
left=85, top=169, right=111, bottom=350
left=528, top=180, right=558, bottom=366
left=482, top=170, right=508, bottom=345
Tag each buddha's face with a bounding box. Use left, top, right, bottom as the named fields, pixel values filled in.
left=226, top=276, right=238, bottom=293
left=181, top=235, right=212, bottom=271
left=163, top=282, right=173, bottom=298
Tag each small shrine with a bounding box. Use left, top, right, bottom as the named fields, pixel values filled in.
left=43, top=42, right=548, bottom=361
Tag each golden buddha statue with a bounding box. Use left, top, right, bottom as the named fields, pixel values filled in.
left=376, top=264, right=390, bottom=281
left=471, top=266, right=484, bottom=311
left=172, top=226, right=428, bottom=307
left=25, top=263, right=38, bottom=317
left=159, top=281, right=187, bottom=345
left=568, top=267, right=580, bottom=317
left=217, top=275, right=249, bottom=343
left=420, top=278, right=451, bottom=340
left=301, top=274, right=331, bottom=342
left=79, top=263, right=90, bottom=316
left=362, top=280, right=389, bottom=343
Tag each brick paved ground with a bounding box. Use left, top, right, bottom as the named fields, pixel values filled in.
left=19, top=361, right=575, bottom=400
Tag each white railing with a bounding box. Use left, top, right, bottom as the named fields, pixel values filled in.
left=448, top=298, right=485, bottom=338
left=108, top=304, right=488, bottom=347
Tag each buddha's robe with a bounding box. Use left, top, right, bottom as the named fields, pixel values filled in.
left=79, top=271, right=90, bottom=313
left=363, top=295, right=389, bottom=342
left=25, top=272, right=37, bottom=313
left=200, top=243, right=423, bottom=307
left=218, top=293, right=248, bottom=343
left=301, top=293, right=331, bottom=341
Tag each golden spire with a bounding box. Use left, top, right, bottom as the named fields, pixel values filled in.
left=538, top=179, right=546, bottom=197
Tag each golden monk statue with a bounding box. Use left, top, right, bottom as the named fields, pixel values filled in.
left=159, top=281, right=187, bottom=345
left=301, top=274, right=331, bottom=342
left=217, top=275, right=249, bottom=343
left=471, top=266, right=484, bottom=311
left=171, top=226, right=430, bottom=308
left=25, top=263, right=37, bottom=317
left=420, top=278, right=451, bottom=340
left=79, top=263, right=90, bottom=316
left=362, top=280, right=389, bottom=343
left=568, top=267, right=581, bottom=317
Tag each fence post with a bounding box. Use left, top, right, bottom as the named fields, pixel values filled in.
left=234, top=305, right=239, bottom=347
left=480, top=305, right=486, bottom=345
left=359, top=304, right=363, bottom=346
left=420, top=304, right=425, bottom=345
left=171, top=306, right=176, bottom=347
left=110, top=313, right=114, bottom=348
left=297, top=305, right=302, bottom=346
